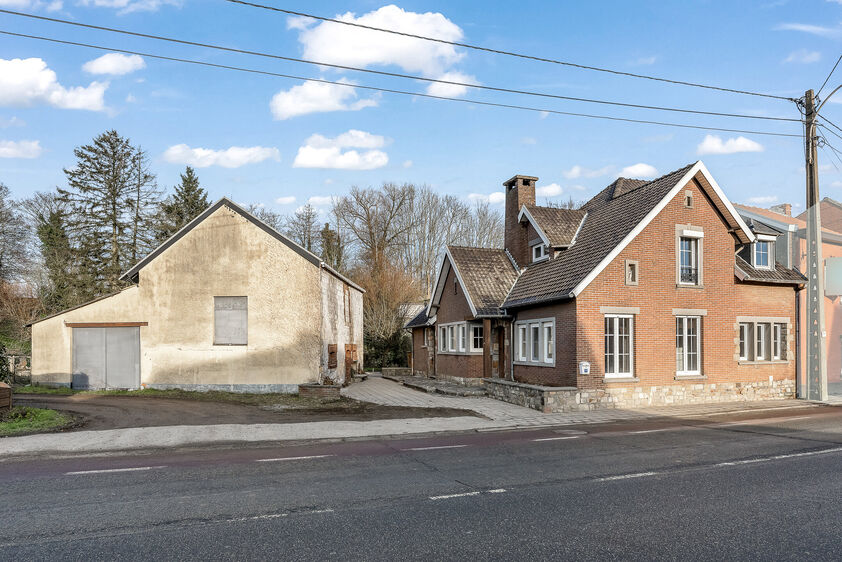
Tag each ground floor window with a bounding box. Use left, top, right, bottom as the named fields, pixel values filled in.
left=738, top=321, right=787, bottom=362
left=676, top=316, right=701, bottom=375
left=604, top=315, right=633, bottom=377
left=437, top=321, right=484, bottom=355
left=514, top=318, right=555, bottom=366
left=472, top=325, right=484, bottom=352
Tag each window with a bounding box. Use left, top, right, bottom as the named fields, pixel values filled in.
left=532, top=244, right=547, bottom=262
left=459, top=325, right=467, bottom=352
left=604, top=315, right=633, bottom=377
left=676, top=316, right=701, bottom=375
left=756, top=323, right=769, bottom=361
left=471, top=325, right=484, bottom=352
left=439, top=327, right=447, bottom=352
left=684, top=191, right=694, bottom=208
left=214, top=296, right=248, bottom=345
left=514, top=319, right=554, bottom=366
left=448, top=326, right=456, bottom=352
left=738, top=323, right=751, bottom=361
left=773, top=324, right=782, bottom=360
left=328, top=344, right=338, bottom=369
left=343, top=285, right=351, bottom=324
left=544, top=322, right=554, bottom=363
left=625, top=260, right=639, bottom=286
left=754, top=240, right=772, bottom=269
left=738, top=321, right=787, bottom=362
left=679, top=237, right=699, bottom=285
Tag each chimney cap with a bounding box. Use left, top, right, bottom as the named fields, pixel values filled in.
left=503, top=174, right=539, bottom=188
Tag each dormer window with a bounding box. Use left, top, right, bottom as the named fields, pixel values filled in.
left=532, top=244, right=548, bottom=263
left=753, top=238, right=774, bottom=270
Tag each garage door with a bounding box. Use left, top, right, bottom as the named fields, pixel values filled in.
left=72, top=327, right=140, bottom=389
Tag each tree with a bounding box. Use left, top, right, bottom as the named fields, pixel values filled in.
left=126, top=148, right=162, bottom=262
left=59, top=130, right=159, bottom=295
left=157, top=166, right=210, bottom=242
left=284, top=204, right=320, bottom=253
left=544, top=196, right=581, bottom=209
left=246, top=204, right=284, bottom=231
left=320, top=222, right=345, bottom=271
left=0, top=183, right=29, bottom=283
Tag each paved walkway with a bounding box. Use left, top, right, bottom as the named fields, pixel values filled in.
left=343, top=376, right=815, bottom=427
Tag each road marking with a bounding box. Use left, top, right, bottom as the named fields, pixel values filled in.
left=403, top=445, right=469, bottom=451
left=255, top=455, right=334, bottom=463
left=429, top=491, right=481, bottom=500
left=596, top=471, right=660, bottom=482
left=628, top=428, right=679, bottom=434
left=532, top=436, right=581, bottom=442
left=65, top=466, right=166, bottom=475
left=227, top=508, right=334, bottom=523
left=487, top=489, right=507, bottom=494
left=716, top=446, right=842, bottom=467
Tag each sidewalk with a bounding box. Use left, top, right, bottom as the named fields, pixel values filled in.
left=0, top=377, right=818, bottom=457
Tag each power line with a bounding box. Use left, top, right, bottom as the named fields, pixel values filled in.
left=0, top=29, right=803, bottom=139
left=818, top=113, right=842, bottom=137
left=819, top=124, right=842, bottom=145
left=224, top=0, right=797, bottom=103
left=817, top=54, right=842, bottom=99
left=0, top=8, right=802, bottom=123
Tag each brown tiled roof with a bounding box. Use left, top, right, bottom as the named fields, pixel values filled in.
left=448, top=245, right=519, bottom=317
left=523, top=205, right=587, bottom=247
left=735, top=256, right=806, bottom=285
left=405, top=308, right=433, bottom=329
left=504, top=163, right=697, bottom=308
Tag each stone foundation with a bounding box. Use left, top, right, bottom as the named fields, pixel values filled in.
left=381, top=367, right=411, bottom=377
left=484, top=378, right=796, bottom=413
left=435, top=373, right=486, bottom=387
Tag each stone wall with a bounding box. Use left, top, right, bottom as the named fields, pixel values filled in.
left=485, top=378, right=796, bottom=413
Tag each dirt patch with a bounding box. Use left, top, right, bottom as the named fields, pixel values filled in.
left=13, top=394, right=478, bottom=431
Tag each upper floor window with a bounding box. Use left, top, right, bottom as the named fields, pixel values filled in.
left=625, top=260, right=639, bottom=286
left=532, top=244, right=547, bottom=263
left=754, top=240, right=773, bottom=270
left=679, top=235, right=700, bottom=285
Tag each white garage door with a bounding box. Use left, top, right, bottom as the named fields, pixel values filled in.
left=72, top=327, right=140, bottom=389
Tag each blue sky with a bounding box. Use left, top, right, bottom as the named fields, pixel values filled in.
left=1, top=0, right=842, bottom=216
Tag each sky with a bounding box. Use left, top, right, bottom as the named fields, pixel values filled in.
left=1, top=0, right=842, bottom=217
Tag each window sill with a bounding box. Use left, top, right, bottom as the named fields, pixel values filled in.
left=674, top=373, right=706, bottom=381
left=513, top=361, right=556, bottom=368
left=675, top=283, right=704, bottom=290
left=738, top=360, right=789, bottom=366
left=437, top=351, right=483, bottom=356
left=603, top=376, right=639, bottom=384
left=213, top=343, right=248, bottom=346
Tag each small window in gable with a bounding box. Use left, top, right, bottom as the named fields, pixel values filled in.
left=532, top=244, right=547, bottom=263
left=625, top=260, right=639, bottom=286
left=684, top=190, right=694, bottom=208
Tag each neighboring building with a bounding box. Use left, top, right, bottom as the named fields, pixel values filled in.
left=30, top=198, right=364, bottom=392
left=737, top=200, right=842, bottom=392
left=408, top=161, right=805, bottom=411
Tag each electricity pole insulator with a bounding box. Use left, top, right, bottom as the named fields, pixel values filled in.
left=804, top=88, right=828, bottom=401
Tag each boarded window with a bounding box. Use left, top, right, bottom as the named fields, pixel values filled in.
left=328, top=344, right=338, bottom=368
left=343, top=285, right=351, bottom=324
left=214, top=296, right=248, bottom=345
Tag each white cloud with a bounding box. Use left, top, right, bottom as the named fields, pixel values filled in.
left=270, top=79, right=378, bottom=120
left=0, top=139, right=42, bottom=158
left=0, top=0, right=62, bottom=11
left=563, top=165, right=612, bottom=179
left=293, top=130, right=389, bottom=170
left=536, top=183, right=562, bottom=197
left=275, top=196, right=296, bottom=205
left=293, top=5, right=465, bottom=76
left=632, top=56, right=657, bottom=65
left=697, top=135, right=764, bottom=155
left=783, top=49, right=821, bottom=63
left=402, top=160, right=413, bottom=168
left=0, top=58, right=108, bottom=111
left=163, top=144, right=280, bottom=168
left=775, top=23, right=842, bottom=38
left=746, top=195, right=779, bottom=205
left=83, top=53, right=146, bottom=76
left=308, top=195, right=334, bottom=206
left=520, top=137, right=537, bottom=145
left=125, top=94, right=137, bottom=103
left=425, top=71, right=479, bottom=98
left=619, top=163, right=658, bottom=178
left=0, top=116, right=25, bottom=128
left=467, top=192, right=505, bottom=205
left=77, top=0, right=182, bottom=14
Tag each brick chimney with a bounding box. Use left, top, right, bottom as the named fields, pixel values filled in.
left=504, top=174, right=538, bottom=267
left=770, top=203, right=792, bottom=217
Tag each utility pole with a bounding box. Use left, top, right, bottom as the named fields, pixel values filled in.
left=804, top=88, right=828, bottom=401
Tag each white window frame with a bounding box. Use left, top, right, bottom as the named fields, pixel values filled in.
left=604, top=314, right=634, bottom=378
left=738, top=323, right=750, bottom=361
left=439, top=327, right=447, bottom=352
left=459, top=324, right=467, bottom=352
left=678, top=236, right=700, bottom=286
left=754, top=240, right=772, bottom=270
left=447, top=325, right=455, bottom=352
left=772, top=323, right=782, bottom=360
left=471, top=325, right=484, bottom=352
left=756, top=323, right=768, bottom=362
left=532, top=244, right=548, bottom=263
left=513, top=318, right=555, bottom=367
left=437, top=321, right=484, bottom=355
left=676, top=316, right=701, bottom=376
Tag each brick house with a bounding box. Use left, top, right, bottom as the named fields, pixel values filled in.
left=408, top=161, right=805, bottom=411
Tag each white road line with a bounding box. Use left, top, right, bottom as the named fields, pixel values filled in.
left=532, top=436, right=581, bottom=442
left=717, top=446, right=842, bottom=467
left=487, top=489, right=507, bottom=494
left=429, top=491, right=481, bottom=501
left=255, top=455, right=334, bottom=463
left=628, top=428, right=679, bottom=434
left=596, top=471, right=660, bottom=482
left=227, top=508, right=334, bottom=523
left=65, top=466, right=166, bottom=475
left=403, top=445, right=469, bottom=451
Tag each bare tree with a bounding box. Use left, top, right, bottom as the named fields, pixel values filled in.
left=0, top=183, right=30, bottom=283
left=543, top=196, right=581, bottom=209
left=246, top=204, right=284, bottom=231
left=284, top=203, right=321, bottom=253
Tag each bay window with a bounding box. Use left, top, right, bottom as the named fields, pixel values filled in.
left=437, top=321, right=485, bottom=355
left=513, top=318, right=555, bottom=366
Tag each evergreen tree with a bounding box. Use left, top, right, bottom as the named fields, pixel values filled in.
left=35, top=207, right=77, bottom=312
left=320, top=222, right=345, bottom=271
left=59, top=130, right=159, bottom=296
left=157, top=166, right=210, bottom=242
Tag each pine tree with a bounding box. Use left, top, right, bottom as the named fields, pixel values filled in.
left=320, top=222, right=345, bottom=271
left=35, top=207, right=77, bottom=312
left=157, top=166, right=210, bottom=243
left=59, top=130, right=159, bottom=296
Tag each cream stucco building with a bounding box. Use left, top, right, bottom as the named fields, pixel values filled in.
left=30, top=198, right=364, bottom=392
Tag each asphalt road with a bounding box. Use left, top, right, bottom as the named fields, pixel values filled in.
left=2, top=405, right=842, bottom=560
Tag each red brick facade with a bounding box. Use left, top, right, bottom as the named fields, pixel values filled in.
left=504, top=175, right=537, bottom=268
left=433, top=265, right=484, bottom=380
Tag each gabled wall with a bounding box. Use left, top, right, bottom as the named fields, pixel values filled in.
left=433, top=264, right=484, bottom=380
left=320, top=269, right=364, bottom=384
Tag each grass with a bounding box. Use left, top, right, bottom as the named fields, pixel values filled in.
left=0, top=406, right=74, bottom=437
left=12, top=385, right=352, bottom=409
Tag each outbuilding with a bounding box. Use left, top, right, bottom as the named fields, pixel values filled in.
left=30, top=198, right=364, bottom=392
